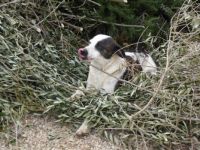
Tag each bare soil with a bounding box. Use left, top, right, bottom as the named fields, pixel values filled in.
left=0, top=114, right=121, bottom=150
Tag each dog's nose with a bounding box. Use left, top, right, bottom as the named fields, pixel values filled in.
left=79, top=48, right=88, bottom=57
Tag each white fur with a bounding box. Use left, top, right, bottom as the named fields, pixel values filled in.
left=87, top=55, right=126, bottom=93
left=125, top=52, right=157, bottom=75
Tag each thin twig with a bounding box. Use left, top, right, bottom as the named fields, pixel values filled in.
left=87, top=17, right=145, bottom=28
left=110, top=0, right=128, bottom=3
left=129, top=21, right=174, bottom=120
left=85, top=62, right=170, bottom=101
left=62, top=13, right=145, bottom=28
left=0, top=0, right=21, bottom=8
left=64, top=22, right=83, bottom=32
left=20, top=0, right=65, bottom=33
left=87, top=0, right=101, bottom=6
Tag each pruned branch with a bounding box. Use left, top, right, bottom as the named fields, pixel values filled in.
left=0, top=0, right=21, bottom=7
left=62, top=13, right=144, bottom=28
left=88, top=0, right=101, bottom=6
left=110, top=0, right=128, bottom=3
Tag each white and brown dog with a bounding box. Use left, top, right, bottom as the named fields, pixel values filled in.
left=75, top=34, right=157, bottom=135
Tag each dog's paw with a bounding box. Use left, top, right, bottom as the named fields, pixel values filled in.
left=75, top=120, right=90, bottom=136
left=71, top=89, right=85, bottom=100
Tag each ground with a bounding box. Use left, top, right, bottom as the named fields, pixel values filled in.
left=0, top=114, right=121, bottom=150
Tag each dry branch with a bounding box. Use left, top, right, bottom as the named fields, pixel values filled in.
left=62, top=13, right=145, bottom=28
left=110, top=0, right=128, bottom=3
left=0, top=0, right=21, bottom=8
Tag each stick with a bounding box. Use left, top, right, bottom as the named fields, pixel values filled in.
left=129, top=18, right=175, bottom=120
left=87, top=0, right=101, bottom=6
left=65, top=22, right=83, bottom=32
left=110, top=0, right=128, bottom=3
left=0, top=0, right=21, bottom=7
left=62, top=13, right=144, bottom=28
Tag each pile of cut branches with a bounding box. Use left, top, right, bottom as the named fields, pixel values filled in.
left=0, top=0, right=199, bottom=149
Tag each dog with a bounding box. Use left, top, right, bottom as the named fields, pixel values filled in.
left=74, top=34, right=157, bottom=135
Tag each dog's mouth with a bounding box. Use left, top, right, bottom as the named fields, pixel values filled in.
left=78, top=48, right=92, bottom=61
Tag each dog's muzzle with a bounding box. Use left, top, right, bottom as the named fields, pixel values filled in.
left=78, top=48, right=89, bottom=60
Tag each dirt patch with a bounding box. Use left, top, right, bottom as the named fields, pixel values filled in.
left=0, top=114, right=121, bottom=150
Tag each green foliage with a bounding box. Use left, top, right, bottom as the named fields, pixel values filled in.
left=71, top=0, right=184, bottom=43
left=0, top=2, right=87, bottom=128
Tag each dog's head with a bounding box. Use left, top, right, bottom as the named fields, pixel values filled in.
left=78, top=34, right=125, bottom=61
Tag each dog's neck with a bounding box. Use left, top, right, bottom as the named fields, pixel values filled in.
left=90, top=54, right=124, bottom=71
left=87, top=54, right=126, bottom=93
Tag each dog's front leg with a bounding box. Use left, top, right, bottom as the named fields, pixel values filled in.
left=75, top=68, right=97, bottom=136
left=71, top=67, right=94, bottom=99
left=101, top=79, right=116, bottom=94
left=86, top=68, right=96, bottom=90
left=70, top=88, right=85, bottom=99
left=75, top=119, right=90, bottom=136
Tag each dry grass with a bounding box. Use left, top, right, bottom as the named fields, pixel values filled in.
left=0, top=0, right=200, bottom=149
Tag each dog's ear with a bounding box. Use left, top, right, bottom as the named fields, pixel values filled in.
left=95, top=37, right=125, bottom=59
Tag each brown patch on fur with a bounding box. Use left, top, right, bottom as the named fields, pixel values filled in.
left=123, top=55, right=142, bottom=81
left=115, top=55, right=142, bottom=90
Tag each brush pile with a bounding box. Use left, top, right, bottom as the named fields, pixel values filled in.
left=0, top=0, right=199, bottom=149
